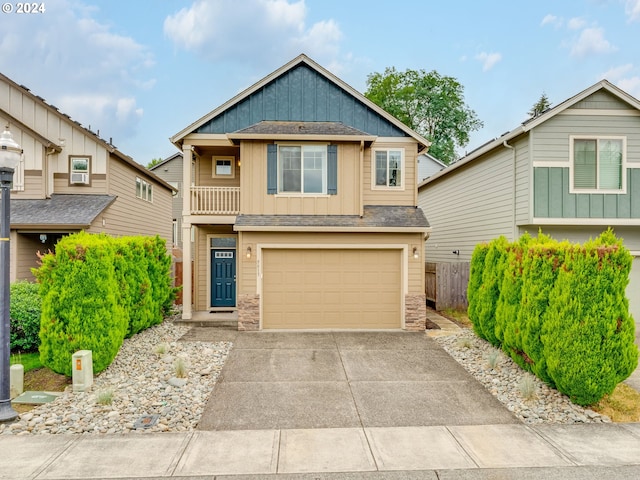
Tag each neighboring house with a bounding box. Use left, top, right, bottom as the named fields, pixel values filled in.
left=418, top=79, right=640, bottom=322
left=0, top=72, right=175, bottom=282
left=170, top=54, right=431, bottom=330
left=150, top=152, right=184, bottom=248
left=417, top=152, right=446, bottom=183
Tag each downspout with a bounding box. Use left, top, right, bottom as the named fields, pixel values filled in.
left=360, top=140, right=364, bottom=218
left=503, top=140, right=517, bottom=240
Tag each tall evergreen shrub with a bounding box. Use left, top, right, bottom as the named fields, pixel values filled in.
left=9, top=281, right=42, bottom=352
left=471, top=236, right=509, bottom=346
left=495, top=234, right=531, bottom=346
left=35, top=232, right=128, bottom=376
left=541, top=230, right=638, bottom=405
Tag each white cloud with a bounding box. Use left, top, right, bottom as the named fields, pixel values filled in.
left=164, top=0, right=343, bottom=67
left=541, top=14, right=562, bottom=27
left=570, top=27, right=617, bottom=57
left=617, top=77, right=640, bottom=98
left=602, top=63, right=634, bottom=81
left=475, top=52, right=502, bottom=72
left=567, top=17, right=587, bottom=30
left=0, top=0, right=154, bottom=143
left=626, top=0, right=640, bottom=22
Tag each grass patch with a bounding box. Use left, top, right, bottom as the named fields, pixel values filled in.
left=592, top=384, right=640, bottom=422
left=10, top=352, right=42, bottom=373
left=441, top=308, right=472, bottom=327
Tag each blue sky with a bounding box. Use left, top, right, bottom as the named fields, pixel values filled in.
left=1, top=0, right=639, bottom=165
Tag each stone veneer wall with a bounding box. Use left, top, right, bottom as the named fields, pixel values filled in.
left=237, top=293, right=260, bottom=331
left=405, top=293, right=427, bottom=331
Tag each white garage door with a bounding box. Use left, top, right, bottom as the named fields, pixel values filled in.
left=262, top=249, right=402, bottom=329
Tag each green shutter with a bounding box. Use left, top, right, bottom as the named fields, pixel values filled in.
left=267, top=144, right=277, bottom=194
left=327, top=145, right=337, bottom=195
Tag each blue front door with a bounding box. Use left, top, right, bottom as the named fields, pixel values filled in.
left=211, top=249, right=236, bottom=307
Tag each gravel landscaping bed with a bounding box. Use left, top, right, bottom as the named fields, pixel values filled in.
left=435, top=331, right=611, bottom=424
left=1, top=317, right=232, bottom=436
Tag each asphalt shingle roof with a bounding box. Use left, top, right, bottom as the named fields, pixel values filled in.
left=10, top=194, right=116, bottom=227
left=233, top=121, right=372, bottom=137
left=235, top=205, right=429, bottom=229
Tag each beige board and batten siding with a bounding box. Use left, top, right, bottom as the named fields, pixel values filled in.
left=240, top=140, right=360, bottom=215
left=363, top=140, right=419, bottom=207
left=420, top=144, right=520, bottom=263
left=195, top=147, right=240, bottom=187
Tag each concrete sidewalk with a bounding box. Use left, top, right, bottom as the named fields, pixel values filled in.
left=2, top=423, right=640, bottom=479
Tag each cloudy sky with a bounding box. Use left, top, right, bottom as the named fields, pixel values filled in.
left=1, top=0, right=639, bottom=164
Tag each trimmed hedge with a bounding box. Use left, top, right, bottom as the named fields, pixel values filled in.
left=34, top=232, right=176, bottom=376
left=468, top=229, right=638, bottom=405
left=10, top=281, right=42, bottom=352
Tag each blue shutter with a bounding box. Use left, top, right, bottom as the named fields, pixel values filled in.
left=267, top=144, right=277, bottom=194
left=327, top=144, right=337, bottom=195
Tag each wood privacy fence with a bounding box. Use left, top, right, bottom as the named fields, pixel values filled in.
left=425, top=262, right=470, bottom=311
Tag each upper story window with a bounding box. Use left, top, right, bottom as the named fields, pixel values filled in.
left=279, top=145, right=326, bottom=194
left=267, top=144, right=337, bottom=195
left=136, top=177, right=153, bottom=202
left=69, top=156, right=90, bottom=185
left=571, top=136, right=625, bottom=193
left=213, top=156, right=235, bottom=178
left=373, top=149, right=404, bottom=189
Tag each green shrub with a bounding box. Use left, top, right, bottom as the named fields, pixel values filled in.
left=9, top=281, right=42, bottom=352
left=541, top=230, right=638, bottom=405
left=495, top=234, right=531, bottom=347
left=471, top=236, right=508, bottom=346
left=467, top=242, right=488, bottom=333
left=35, top=232, right=128, bottom=376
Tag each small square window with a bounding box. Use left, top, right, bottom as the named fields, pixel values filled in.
left=69, top=156, right=90, bottom=185
left=213, top=156, right=236, bottom=178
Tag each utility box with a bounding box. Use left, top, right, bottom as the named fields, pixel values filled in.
left=72, top=350, right=93, bottom=392
left=10, top=364, right=24, bottom=398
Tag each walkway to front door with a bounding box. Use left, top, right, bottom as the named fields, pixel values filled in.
left=211, top=249, right=235, bottom=308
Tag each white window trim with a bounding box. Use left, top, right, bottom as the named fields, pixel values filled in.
left=276, top=142, right=329, bottom=196
left=69, top=155, right=91, bottom=186
left=569, top=135, right=627, bottom=194
left=371, top=148, right=405, bottom=190
left=212, top=156, right=236, bottom=179
left=136, top=176, right=154, bottom=203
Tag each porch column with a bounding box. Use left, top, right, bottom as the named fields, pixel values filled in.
left=181, top=144, right=192, bottom=320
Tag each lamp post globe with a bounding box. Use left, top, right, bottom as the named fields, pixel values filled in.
left=0, top=125, right=21, bottom=423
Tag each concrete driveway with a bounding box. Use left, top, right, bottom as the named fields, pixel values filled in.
left=181, top=329, right=518, bottom=431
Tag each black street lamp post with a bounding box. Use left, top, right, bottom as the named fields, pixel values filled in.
left=0, top=125, right=22, bottom=423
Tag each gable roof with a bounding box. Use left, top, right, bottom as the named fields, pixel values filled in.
left=149, top=151, right=183, bottom=172
left=170, top=54, right=430, bottom=151
left=0, top=72, right=175, bottom=193
left=419, top=79, right=640, bottom=189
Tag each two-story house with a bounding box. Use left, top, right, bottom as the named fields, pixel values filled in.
left=0, top=72, right=175, bottom=282
left=150, top=152, right=184, bottom=249
left=418, top=80, right=640, bottom=323
left=171, top=54, right=431, bottom=330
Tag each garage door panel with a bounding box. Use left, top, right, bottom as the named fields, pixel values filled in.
left=263, top=249, right=402, bottom=329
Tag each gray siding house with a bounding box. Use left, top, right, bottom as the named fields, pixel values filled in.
left=418, top=80, right=640, bottom=321
left=417, top=152, right=446, bottom=183
left=150, top=152, right=184, bottom=248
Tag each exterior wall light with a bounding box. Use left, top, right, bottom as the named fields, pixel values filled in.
left=246, top=246, right=252, bottom=259
left=413, top=246, right=420, bottom=259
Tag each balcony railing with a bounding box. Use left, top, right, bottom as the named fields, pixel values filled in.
left=190, top=186, right=240, bottom=215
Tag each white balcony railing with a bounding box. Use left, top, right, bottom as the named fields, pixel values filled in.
left=190, top=186, right=240, bottom=215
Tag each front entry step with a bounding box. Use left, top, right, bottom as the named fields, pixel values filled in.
left=176, top=311, right=238, bottom=328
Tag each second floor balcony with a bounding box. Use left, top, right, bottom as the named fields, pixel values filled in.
left=190, top=186, right=240, bottom=215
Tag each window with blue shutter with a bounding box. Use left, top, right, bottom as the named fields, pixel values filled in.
left=269, top=144, right=337, bottom=195
left=267, top=144, right=278, bottom=194
left=327, top=145, right=337, bottom=195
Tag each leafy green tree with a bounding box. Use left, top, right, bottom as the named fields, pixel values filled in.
left=146, top=157, right=163, bottom=169
left=365, top=67, right=483, bottom=164
left=528, top=92, right=552, bottom=118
